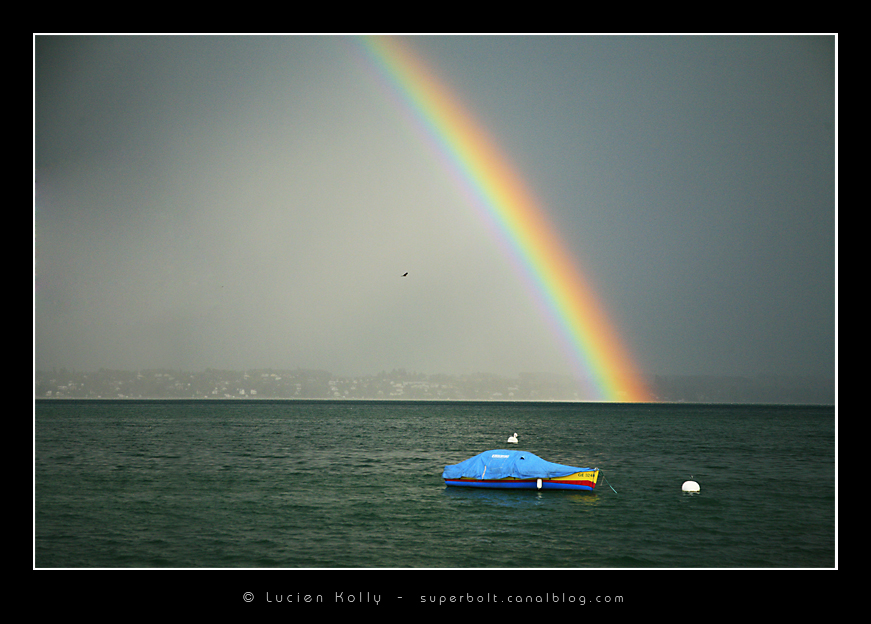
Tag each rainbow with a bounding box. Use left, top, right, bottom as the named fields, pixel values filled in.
left=356, top=36, right=650, bottom=402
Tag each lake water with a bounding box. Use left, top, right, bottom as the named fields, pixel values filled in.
left=35, top=399, right=835, bottom=571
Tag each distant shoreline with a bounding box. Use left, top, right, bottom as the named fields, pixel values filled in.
left=33, top=397, right=835, bottom=408
left=34, top=368, right=836, bottom=405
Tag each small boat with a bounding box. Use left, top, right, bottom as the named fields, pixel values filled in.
left=442, top=449, right=599, bottom=491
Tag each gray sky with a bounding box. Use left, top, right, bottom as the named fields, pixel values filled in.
left=34, top=35, right=836, bottom=381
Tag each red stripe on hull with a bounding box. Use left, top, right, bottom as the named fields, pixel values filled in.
left=447, top=479, right=595, bottom=486
left=444, top=478, right=596, bottom=490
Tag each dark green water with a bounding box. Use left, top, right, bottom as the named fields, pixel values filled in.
left=35, top=400, right=835, bottom=569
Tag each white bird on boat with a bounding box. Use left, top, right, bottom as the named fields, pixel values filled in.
left=507, top=433, right=518, bottom=444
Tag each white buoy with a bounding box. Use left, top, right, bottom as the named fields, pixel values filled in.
left=682, top=478, right=700, bottom=492
left=507, top=433, right=518, bottom=444
left=536, top=478, right=543, bottom=490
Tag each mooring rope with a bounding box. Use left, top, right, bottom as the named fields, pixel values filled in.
left=601, top=473, right=618, bottom=494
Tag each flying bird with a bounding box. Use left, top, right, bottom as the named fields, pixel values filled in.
left=402, top=272, right=408, bottom=277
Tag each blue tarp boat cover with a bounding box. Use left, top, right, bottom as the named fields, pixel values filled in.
left=442, top=450, right=589, bottom=480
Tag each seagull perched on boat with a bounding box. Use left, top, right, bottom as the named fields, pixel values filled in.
left=507, top=433, right=518, bottom=444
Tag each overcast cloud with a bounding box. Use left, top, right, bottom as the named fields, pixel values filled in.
left=34, top=35, right=836, bottom=381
